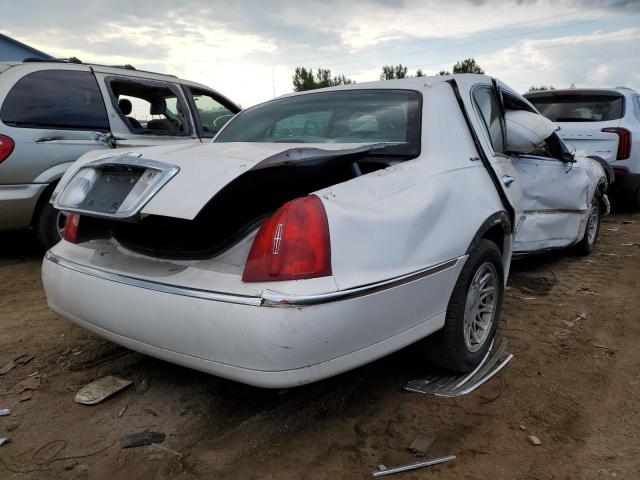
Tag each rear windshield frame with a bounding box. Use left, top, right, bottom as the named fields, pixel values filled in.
left=214, top=88, right=423, bottom=158
left=526, top=92, right=626, bottom=123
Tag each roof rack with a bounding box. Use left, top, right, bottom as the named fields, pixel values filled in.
left=20, top=58, right=177, bottom=77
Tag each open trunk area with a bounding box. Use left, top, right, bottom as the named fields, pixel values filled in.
left=78, top=156, right=392, bottom=259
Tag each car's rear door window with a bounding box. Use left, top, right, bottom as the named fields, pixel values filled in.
left=0, top=69, right=109, bottom=130
left=472, top=86, right=506, bottom=154
left=529, top=94, right=624, bottom=122
left=106, top=78, right=191, bottom=135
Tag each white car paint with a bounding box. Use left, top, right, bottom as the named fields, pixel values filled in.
left=42, top=75, right=606, bottom=387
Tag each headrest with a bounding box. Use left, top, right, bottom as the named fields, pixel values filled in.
left=150, top=96, right=167, bottom=115
left=118, top=98, right=132, bottom=115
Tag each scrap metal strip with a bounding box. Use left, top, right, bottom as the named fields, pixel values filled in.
left=445, top=353, right=513, bottom=397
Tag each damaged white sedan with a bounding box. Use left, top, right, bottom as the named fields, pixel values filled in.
left=42, top=75, right=607, bottom=388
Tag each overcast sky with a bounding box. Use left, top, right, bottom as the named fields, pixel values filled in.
left=5, top=0, right=640, bottom=106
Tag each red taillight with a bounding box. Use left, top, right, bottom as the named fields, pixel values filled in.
left=63, top=213, right=80, bottom=243
left=0, top=135, right=15, bottom=164
left=602, top=127, right=631, bottom=160
left=242, top=195, right=331, bottom=282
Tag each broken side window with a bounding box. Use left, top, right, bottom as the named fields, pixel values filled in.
left=106, top=77, right=191, bottom=136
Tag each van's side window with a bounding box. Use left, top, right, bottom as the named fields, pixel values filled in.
left=472, top=86, right=506, bottom=154
left=0, top=70, right=109, bottom=130
left=107, top=78, right=191, bottom=136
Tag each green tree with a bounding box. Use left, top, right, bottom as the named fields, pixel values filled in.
left=380, top=64, right=409, bottom=80
left=415, top=68, right=425, bottom=77
left=528, top=85, right=555, bottom=92
left=437, top=70, right=451, bottom=76
left=292, top=67, right=354, bottom=92
left=452, top=58, right=484, bottom=74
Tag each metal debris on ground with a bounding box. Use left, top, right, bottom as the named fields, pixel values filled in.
left=528, top=435, right=542, bottom=446
left=0, top=359, right=16, bottom=375
left=121, top=431, right=166, bottom=449
left=404, top=339, right=513, bottom=397
left=75, top=376, right=132, bottom=405
left=15, top=355, right=34, bottom=366
left=408, top=433, right=436, bottom=455
left=0, top=408, right=10, bottom=416
left=372, top=455, right=456, bottom=477
left=0, top=354, right=34, bottom=376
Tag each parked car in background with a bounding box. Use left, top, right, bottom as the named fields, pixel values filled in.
left=0, top=59, right=240, bottom=247
left=525, top=87, right=640, bottom=211
left=43, top=75, right=607, bottom=388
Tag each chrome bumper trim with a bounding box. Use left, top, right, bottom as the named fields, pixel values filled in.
left=45, top=251, right=461, bottom=307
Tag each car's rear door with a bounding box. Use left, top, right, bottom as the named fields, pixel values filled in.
left=468, top=83, right=523, bottom=224
left=91, top=69, right=200, bottom=149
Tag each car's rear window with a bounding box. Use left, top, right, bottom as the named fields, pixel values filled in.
left=528, top=94, right=624, bottom=122
left=215, top=89, right=421, bottom=156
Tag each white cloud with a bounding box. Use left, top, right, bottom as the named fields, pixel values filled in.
left=3, top=0, right=639, bottom=104
left=477, top=27, right=640, bottom=92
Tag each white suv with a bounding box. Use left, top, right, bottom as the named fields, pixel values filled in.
left=0, top=60, right=240, bottom=247
left=525, top=87, right=640, bottom=211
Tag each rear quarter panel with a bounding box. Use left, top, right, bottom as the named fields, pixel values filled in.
left=317, top=82, right=507, bottom=291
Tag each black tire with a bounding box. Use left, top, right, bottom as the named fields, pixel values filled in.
left=425, top=239, right=504, bottom=373
left=573, top=196, right=601, bottom=256
left=624, top=179, right=640, bottom=213
left=611, top=174, right=640, bottom=213
left=34, top=200, right=65, bottom=250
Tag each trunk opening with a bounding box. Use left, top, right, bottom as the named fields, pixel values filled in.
left=78, top=156, right=393, bottom=259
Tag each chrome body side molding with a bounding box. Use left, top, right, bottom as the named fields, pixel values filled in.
left=45, top=251, right=462, bottom=308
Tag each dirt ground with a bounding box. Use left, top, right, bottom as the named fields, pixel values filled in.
left=1, top=213, right=639, bottom=480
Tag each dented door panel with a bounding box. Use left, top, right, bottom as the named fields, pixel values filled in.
left=512, top=155, right=591, bottom=252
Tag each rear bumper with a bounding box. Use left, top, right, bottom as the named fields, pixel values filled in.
left=42, top=250, right=465, bottom=388
left=0, top=184, right=48, bottom=230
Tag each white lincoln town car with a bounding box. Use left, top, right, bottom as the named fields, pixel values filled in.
left=42, top=75, right=607, bottom=388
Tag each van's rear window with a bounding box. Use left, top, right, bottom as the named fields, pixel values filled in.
left=215, top=89, right=422, bottom=157
left=1, top=70, right=109, bottom=130
left=528, top=94, right=624, bottom=122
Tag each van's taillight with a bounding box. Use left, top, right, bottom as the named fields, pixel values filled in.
left=0, top=135, right=14, bottom=164
left=242, top=195, right=331, bottom=282
left=602, top=127, right=631, bottom=160
left=63, top=213, right=80, bottom=243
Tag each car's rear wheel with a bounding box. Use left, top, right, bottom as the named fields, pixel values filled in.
left=35, top=201, right=66, bottom=250
left=425, top=239, right=504, bottom=372
left=573, top=196, right=601, bottom=256
left=612, top=174, right=640, bottom=213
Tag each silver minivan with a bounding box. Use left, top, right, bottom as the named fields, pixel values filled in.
left=0, top=60, right=240, bottom=247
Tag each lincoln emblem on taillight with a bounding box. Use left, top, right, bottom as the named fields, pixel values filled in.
left=272, top=223, right=284, bottom=255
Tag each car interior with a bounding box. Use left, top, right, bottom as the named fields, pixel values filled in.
left=110, top=79, right=189, bottom=134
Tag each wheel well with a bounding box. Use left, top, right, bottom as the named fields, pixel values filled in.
left=31, top=180, right=59, bottom=226
left=482, top=223, right=506, bottom=253
left=466, top=212, right=510, bottom=256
